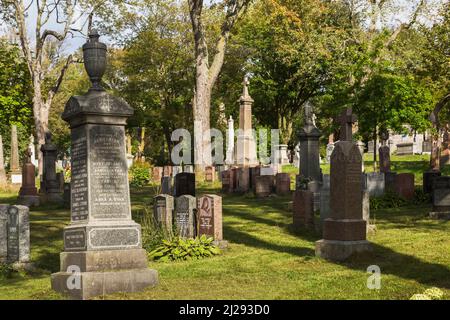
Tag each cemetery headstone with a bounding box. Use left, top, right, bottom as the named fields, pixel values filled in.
left=255, top=175, right=272, bottom=197
left=319, top=175, right=331, bottom=233
left=51, top=31, right=158, bottom=300
left=394, top=173, right=415, bottom=200
left=10, top=125, right=22, bottom=184
left=221, top=170, right=231, bottom=193
left=307, top=180, right=322, bottom=212
left=152, top=166, right=163, bottom=183
left=161, top=176, right=173, bottom=195
left=423, top=170, right=441, bottom=194
left=0, top=135, right=8, bottom=186
left=292, top=190, right=314, bottom=230
left=0, top=205, right=30, bottom=266
left=384, top=171, right=398, bottom=193
left=430, top=176, right=450, bottom=220
left=422, top=140, right=432, bottom=153
left=362, top=191, right=375, bottom=233
left=298, top=102, right=321, bottom=183
left=316, top=107, right=371, bottom=261
left=237, top=167, right=250, bottom=192
left=163, top=165, right=173, bottom=177
left=250, top=166, right=261, bottom=191
left=275, top=173, right=291, bottom=195
left=379, top=131, right=391, bottom=173
left=40, top=132, right=63, bottom=204
left=363, top=172, right=385, bottom=197
left=175, top=195, right=196, bottom=238
left=396, top=142, right=414, bottom=155
left=205, top=165, right=215, bottom=182
left=197, top=195, right=227, bottom=248
left=174, top=172, right=195, bottom=197
left=154, top=194, right=174, bottom=232
left=63, top=183, right=71, bottom=208
left=231, top=167, right=239, bottom=191
left=17, top=148, right=40, bottom=207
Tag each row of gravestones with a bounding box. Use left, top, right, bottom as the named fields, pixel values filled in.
left=221, top=166, right=291, bottom=196
left=152, top=165, right=219, bottom=183
left=0, top=205, right=30, bottom=267
left=153, top=194, right=227, bottom=247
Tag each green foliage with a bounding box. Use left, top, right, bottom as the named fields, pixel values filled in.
left=148, top=235, right=221, bottom=262
left=141, top=206, right=174, bottom=253
left=0, top=39, right=33, bottom=163
left=370, top=188, right=430, bottom=210
left=129, top=162, right=151, bottom=187
left=0, top=263, right=16, bottom=280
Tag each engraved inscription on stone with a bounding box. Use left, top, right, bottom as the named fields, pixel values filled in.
left=7, top=206, right=19, bottom=262
left=89, top=125, right=130, bottom=220
left=64, top=229, right=87, bottom=250
left=198, top=197, right=214, bottom=237
left=88, top=227, right=140, bottom=249
left=71, top=127, right=88, bottom=221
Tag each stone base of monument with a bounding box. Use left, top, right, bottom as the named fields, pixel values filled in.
left=429, top=211, right=450, bottom=220
left=17, top=195, right=40, bottom=207
left=315, top=239, right=372, bottom=261
left=51, top=249, right=158, bottom=300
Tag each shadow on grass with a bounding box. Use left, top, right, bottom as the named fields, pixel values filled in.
left=224, top=225, right=315, bottom=257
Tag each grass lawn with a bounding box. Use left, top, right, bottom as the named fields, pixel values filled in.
left=0, top=155, right=449, bottom=300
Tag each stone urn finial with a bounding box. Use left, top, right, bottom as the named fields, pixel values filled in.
left=83, top=29, right=107, bottom=91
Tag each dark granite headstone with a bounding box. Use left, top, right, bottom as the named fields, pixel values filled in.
left=379, top=145, right=391, bottom=173
left=0, top=205, right=30, bottom=265
left=384, top=171, right=398, bottom=192
left=430, top=176, right=450, bottom=219
left=298, top=102, right=321, bottom=183
left=221, top=170, right=231, bottom=193
left=174, top=172, right=195, bottom=197
left=423, top=170, right=441, bottom=194
left=175, top=195, right=196, bottom=238
left=161, top=176, right=173, bottom=195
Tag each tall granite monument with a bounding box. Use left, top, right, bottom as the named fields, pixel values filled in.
left=40, top=132, right=63, bottom=204
left=316, top=107, right=372, bottom=261
left=298, top=102, right=322, bottom=184
left=51, top=31, right=158, bottom=299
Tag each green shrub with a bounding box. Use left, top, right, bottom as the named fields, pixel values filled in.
left=0, top=263, right=16, bottom=279
left=149, top=235, right=221, bottom=262
left=141, top=207, right=175, bottom=253
left=129, top=162, right=151, bottom=187
left=370, top=187, right=431, bottom=210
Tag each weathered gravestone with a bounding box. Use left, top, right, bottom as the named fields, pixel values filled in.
left=40, top=132, right=63, bottom=204
left=0, top=205, right=30, bottom=266
left=152, top=166, right=163, bottom=182
left=161, top=176, right=173, bottom=195
left=51, top=31, right=158, bottom=300
left=384, top=171, right=398, bottom=193
left=319, top=175, right=331, bottom=233
left=394, top=173, right=415, bottom=200
left=316, top=107, right=372, bottom=261
left=363, top=172, right=385, bottom=197
left=17, top=148, right=40, bottom=207
left=205, top=166, right=215, bottom=182
left=175, top=195, right=196, bottom=238
left=174, top=172, right=195, bottom=197
left=397, top=142, right=414, bottom=155
left=197, top=195, right=227, bottom=248
left=250, top=166, right=261, bottom=191
left=237, top=167, right=250, bottom=193
left=429, top=176, right=450, bottom=220
left=292, top=190, right=314, bottom=230
left=276, top=173, right=291, bottom=195
left=221, top=170, right=231, bottom=193
left=154, top=194, right=174, bottom=232
left=163, top=165, right=173, bottom=177
left=255, top=175, right=272, bottom=197
left=298, top=102, right=322, bottom=184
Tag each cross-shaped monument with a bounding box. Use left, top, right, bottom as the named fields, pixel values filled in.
left=338, top=107, right=357, bottom=142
